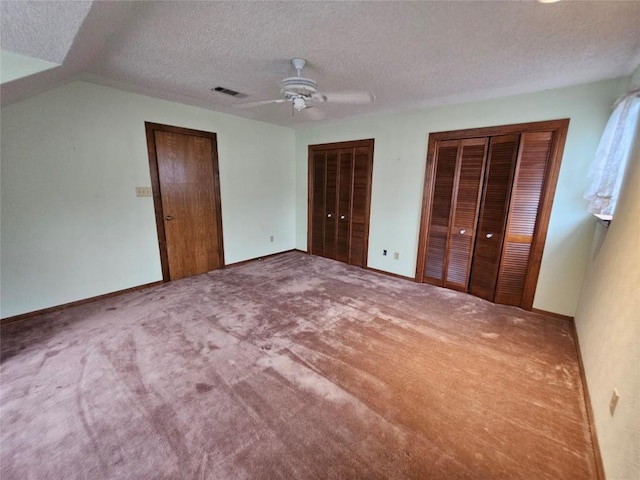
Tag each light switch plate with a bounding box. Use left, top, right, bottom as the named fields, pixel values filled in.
left=136, top=187, right=152, bottom=197
left=610, top=388, right=620, bottom=416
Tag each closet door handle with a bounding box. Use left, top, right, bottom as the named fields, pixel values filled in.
left=459, top=229, right=466, bottom=235
left=485, top=233, right=493, bottom=239
left=327, top=213, right=332, bottom=218
left=340, top=215, right=346, bottom=220
left=164, top=215, right=173, bottom=221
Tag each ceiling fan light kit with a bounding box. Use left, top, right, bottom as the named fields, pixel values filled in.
left=237, top=57, right=375, bottom=118
left=292, top=97, right=307, bottom=112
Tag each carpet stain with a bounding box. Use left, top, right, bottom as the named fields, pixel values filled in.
left=196, top=383, right=214, bottom=393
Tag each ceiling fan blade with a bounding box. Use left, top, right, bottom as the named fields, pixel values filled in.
left=235, top=98, right=287, bottom=109
left=302, top=106, right=326, bottom=121
left=312, top=91, right=375, bottom=104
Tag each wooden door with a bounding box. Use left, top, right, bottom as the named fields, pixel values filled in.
left=349, top=146, right=372, bottom=267
left=323, top=151, right=339, bottom=259
left=468, top=134, right=520, bottom=301
left=444, top=138, right=488, bottom=290
left=145, top=123, right=224, bottom=281
left=422, top=138, right=487, bottom=288
left=423, top=140, right=458, bottom=283
left=310, top=151, right=327, bottom=257
left=494, top=131, right=554, bottom=307
left=336, top=149, right=354, bottom=264
left=308, top=139, right=374, bottom=268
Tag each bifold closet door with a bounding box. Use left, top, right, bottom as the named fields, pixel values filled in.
left=336, top=149, right=354, bottom=264
left=417, top=119, right=568, bottom=310
left=423, top=138, right=488, bottom=289
left=308, top=140, right=374, bottom=268
left=494, top=131, right=554, bottom=307
left=310, top=150, right=327, bottom=257
left=423, top=140, right=458, bottom=282
left=310, top=149, right=340, bottom=259
left=349, top=146, right=372, bottom=267
left=323, top=151, right=339, bottom=259
left=468, top=134, right=520, bottom=301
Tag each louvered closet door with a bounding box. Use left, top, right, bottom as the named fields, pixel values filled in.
left=336, top=149, right=354, bottom=264
left=349, top=146, right=371, bottom=267
left=417, top=119, right=568, bottom=310
left=423, top=138, right=487, bottom=287
left=308, top=139, right=374, bottom=268
left=423, top=140, right=459, bottom=283
left=323, top=151, right=339, bottom=259
left=311, top=151, right=327, bottom=256
left=469, top=134, right=520, bottom=301
left=444, top=139, right=488, bottom=290
left=495, top=131, right=554, bottom=306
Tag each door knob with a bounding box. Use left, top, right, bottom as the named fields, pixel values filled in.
left=459, top=229, right=466, bottom=235
left=164, top=215, right=173, bottom=221
left=485, top=233, right=493, bottom=239
left=340, top=215, right=346, bottom=220
left=327, top=213, right=332, bottom=218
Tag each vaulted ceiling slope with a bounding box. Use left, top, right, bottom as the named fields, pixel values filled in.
left=2, top=1, right=639, bottom=128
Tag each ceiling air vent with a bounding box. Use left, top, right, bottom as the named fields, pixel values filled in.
left=212, top=86, right=248, bottom=99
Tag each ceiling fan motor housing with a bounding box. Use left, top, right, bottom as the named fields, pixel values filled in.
left=281, top=76, right=318, bottom=99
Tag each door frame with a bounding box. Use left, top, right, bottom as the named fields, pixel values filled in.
left=415, top=119, right=569, bottom=310
left=144, top=122, right=225, bottom=281
left=307, top=139, right=374, bottom=267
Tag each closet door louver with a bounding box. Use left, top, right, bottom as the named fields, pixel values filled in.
left=495, top=131, right=553, bottom=306
left=469, top=134, right=520, bottom=301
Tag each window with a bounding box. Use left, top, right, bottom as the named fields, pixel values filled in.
left=584, top=88, right=640, bottom=219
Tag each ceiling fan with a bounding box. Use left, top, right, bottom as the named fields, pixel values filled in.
left=236, top=58, right=375, bottom=118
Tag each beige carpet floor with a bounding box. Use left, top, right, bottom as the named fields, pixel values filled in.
left=1, top=251, right=597, bottom=479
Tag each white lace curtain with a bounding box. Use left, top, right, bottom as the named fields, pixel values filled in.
left=584, top=88, right=640, bottom=216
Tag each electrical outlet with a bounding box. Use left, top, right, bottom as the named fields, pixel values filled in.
left=610, top=388, right=620, bottom=416
left=270, top=235, right=274, bottom=242
left=383, top=249, right=387, bottom=256
left=394, top=252, right=400, bottom=260
left=135, top=187, right=152, bottom=197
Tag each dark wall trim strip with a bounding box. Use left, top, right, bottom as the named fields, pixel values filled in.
left=531, top=308, right=574, bottom=322
left=2, top=250, right=303, bottom=325
left=365, top=266, right=415, bottom=282
left=1, top=281, right=163, bottom=325
left=570, top=320, right=606, bottom=480
left=225, top=249, right=297, bottom=268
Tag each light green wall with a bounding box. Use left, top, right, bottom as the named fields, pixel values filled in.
left=631, top=64, right=640, bottom=87
left=295, top=78, right=626, bottom=316
left=1, top=77, right=627, bottom=319
left=574, top=69, right=640, bottom=480
left=1, top=81, right=295, bottom=318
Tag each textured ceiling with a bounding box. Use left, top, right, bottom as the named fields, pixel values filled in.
left=2, top=1, right=639, bottom=128
left=1, top=0, right=92, bottom=63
